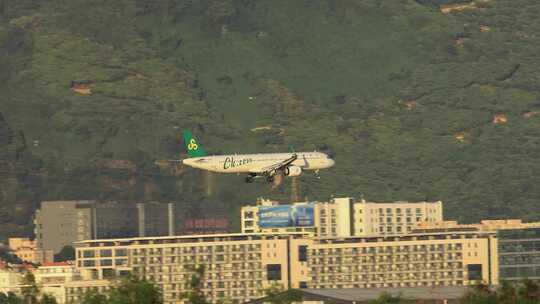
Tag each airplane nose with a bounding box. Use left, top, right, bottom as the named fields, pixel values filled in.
left=328, top=158, right=335, bottom=168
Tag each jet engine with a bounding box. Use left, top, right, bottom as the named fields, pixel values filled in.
left=284, top=166, right=302, bottom=177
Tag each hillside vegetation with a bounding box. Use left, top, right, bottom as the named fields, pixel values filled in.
left=1, top=0, right=540, bottom=238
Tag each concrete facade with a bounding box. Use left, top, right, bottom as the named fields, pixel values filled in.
left=34, top=201, right=177, bottom=254
left=72, top=230, right=500, bottom=304
left=241, top=198, right=443, bottom=237
left=9, top=238, right=53, bottom=265
left=34, top=201, right=95, bottom=254
left=75, top=233, right=310, bottom=304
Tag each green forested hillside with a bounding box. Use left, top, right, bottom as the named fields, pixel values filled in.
left=1, top=0, right=540, bottom=238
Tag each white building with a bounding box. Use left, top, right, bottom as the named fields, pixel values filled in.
left=241, top=197, right=443, bottom=237
left=0, top=267, right=24, bottom=294
left=34, top=262, right=81, bottom=285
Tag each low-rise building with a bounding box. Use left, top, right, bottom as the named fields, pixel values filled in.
left=34, top=262, right=81, bottom=285
left=9, top=238, right=53, bottom=265
left=0, top=266, right=24, bottom=294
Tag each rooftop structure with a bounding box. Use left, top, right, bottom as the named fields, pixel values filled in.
left=241, top=197, right=443, bottom=237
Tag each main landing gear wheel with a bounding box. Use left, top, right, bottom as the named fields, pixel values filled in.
left=245, top=176, right=254, bottom=183
left=266, top=176, right=275, bottom=183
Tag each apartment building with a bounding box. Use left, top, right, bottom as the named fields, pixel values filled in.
left=71, top=230, right=504, bottom=303
left=309, top=232, right=496, bottom=289
left=241, top=197, right=443, bottom=237
left=74, top=233, right=310, bottom=304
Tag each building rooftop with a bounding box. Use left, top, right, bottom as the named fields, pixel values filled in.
left=74, top=232, right=310, bottom=247
left=248, top=287, right=468, bottom=304
left=41, top=262, right=72, bottom=267
left=303, top=286, right=467, bottom=302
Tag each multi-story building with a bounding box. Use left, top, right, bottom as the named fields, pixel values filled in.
left=181, top=217, right=231, bottom=235
left=35, top=201, right=95, bottom=254
left=241, top=197, right=443, bottom=237
left=94, top=201, right=138, bottom=239
left=34, top=262, right=82, bottom=284
left=34, top=201, right=177, bottom=254
left=71, top=229, right=503, bottom=304
left=497, top=227, right=540, bottom=282
left=416, top=219, right=540, bottom=284
left=136, top=202, right=175, bottom=237
left=9, top=238, right=53, bottom=265
left=309, top=232, right=496, bottom=289
left=74, top=233, right=310, bottom=304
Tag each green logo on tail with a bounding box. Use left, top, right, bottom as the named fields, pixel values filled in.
left=183, top=130, right=207, bottom=158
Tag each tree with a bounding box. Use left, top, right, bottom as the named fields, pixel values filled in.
left=263, top=284, right=302, bottom=304
left=54, top=246, right=75, bottom=262
left=497, top=281, right=518, bottom=304
left=108, top=276, right=162, bottom=304
left=517, top=279, right=540, bottom=303
left=368, top=292, right=401, bottom=304
left=81, top=290, right=107, bottom=304
left=20, top=272, right=39, bottom=304
left=3, top=292, right=22, bottom=304
left=182, top=265, right=209, bottom=304
left=459, top=284, right=498, bottom=304
left=39, top=295, right=56, bottom=304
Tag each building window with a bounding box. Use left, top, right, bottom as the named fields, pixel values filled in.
left=83, top=250, right=95, bottom=258
left=83, top=260, right=95, bottom=267
left=299, top=282, right=308, bottom=289
left=100, top=249, right=112, bottom=257
left=468, top=264, right=482, bottom=281
left=101, top=259, right=113, bottom=267
left=298, top=246, right=308, bottom=262
left=267, top=264, right=282, bottom=281
left=115, top=249, right=128, bottom=257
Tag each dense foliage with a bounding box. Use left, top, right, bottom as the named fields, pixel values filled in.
left=1, top=0, right=540, bottom=238
left=81, top=276, right=162, bottom=304
left=459, top=281, right=540, bottom=304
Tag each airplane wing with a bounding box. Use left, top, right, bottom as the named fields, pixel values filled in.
left=251, top=154, right=298, bottom=176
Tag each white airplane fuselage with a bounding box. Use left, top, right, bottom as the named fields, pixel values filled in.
left=182, top=152, right=334, bottom=175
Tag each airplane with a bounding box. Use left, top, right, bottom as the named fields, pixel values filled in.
left=181, top=130, right=335, bottom=183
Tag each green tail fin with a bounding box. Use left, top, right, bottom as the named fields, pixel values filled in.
left=183, top=130, right=207, bottom=158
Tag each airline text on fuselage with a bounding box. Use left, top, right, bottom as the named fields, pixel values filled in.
left=223, top=157, right=253, bottom=170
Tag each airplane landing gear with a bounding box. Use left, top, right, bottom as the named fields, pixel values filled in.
left=266, top=175, right=275, bottom=183
left=245, top=173, right=257, bottom=183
